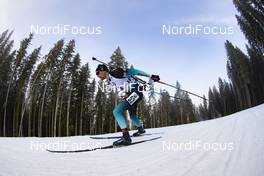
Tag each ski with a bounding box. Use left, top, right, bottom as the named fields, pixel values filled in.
left=90, top=132, right=164, bottom=139
left=47, top=136, right=162, bottom=153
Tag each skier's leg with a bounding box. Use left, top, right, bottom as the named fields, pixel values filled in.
left=113, top=128, right=131, bottom=146
left=129, top=104, right=146, bottom=136
left=112, top=100, right=129, bottom=129
left=128, top=104, right=141, bottom=128
left=113, top=101, right=132, bottom=145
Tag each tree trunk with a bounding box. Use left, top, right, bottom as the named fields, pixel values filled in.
left=244, top=84, right=252, bottom=108
left=28, top=106, right=31, bottom=136
left=54, top=78, right=63, bottom=137
left=32, top=103, right=36, bottom=136
left=18, top=98, right=26, bottom=137
left=75, top=111, right=78, bottom=136
left=66, top=82, right=72, bottom=136
left=79, top=93, right=84, bottom=135
left=58, top=97, right=63, bottom=136
left=180, top=106, right=183, bottom=124
left=39, top=83, right=48, bottom=137
left=3, top=71, right=14, bottom=136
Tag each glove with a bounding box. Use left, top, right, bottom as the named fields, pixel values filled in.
left=151, top=75, right=160, bottom=82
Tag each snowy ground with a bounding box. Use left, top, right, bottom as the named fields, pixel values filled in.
left=1, top=104, right=264, bottom=176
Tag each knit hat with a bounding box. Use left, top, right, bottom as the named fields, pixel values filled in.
left=96, top=64, right=109, bottom=75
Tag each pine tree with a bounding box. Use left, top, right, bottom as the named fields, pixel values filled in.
left=17, top=46, right=41, bottom=136
left=104, top=91, right=116, bottom=133
left=247, top=46, right=264, bottom=104
left=233, top=0, right=264, bottom=106
left=174, top=81, right=183, bottom=124
left=53, top=40, right=75, bottom=137
left=108, top=46, right=128, bottom=69
left=198, top=95, right=209, bottom=120
left=138, top=96, right=151, bottom=128
left=3, top=33, right=33, bottom=136
left=34, top=39, right=64, bottom=137
left=158, top=90, right=171, bottom=127
left=0, top=30, right=15, bottom=136
left=225, top=40, right=253, bottom=109
left=74, top=63, right=92, bottom=135
left=65, top=53, right=80, bottom=136
left=233, top=0, right=264, bottom=52
left=94, top=81, right=107, bottom=134
left=28, top=62, right=47, bottom=136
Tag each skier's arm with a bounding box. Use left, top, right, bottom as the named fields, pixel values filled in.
left=127, top=68, right=151, bottom=77
left=127, top=68, right=160, bottom=82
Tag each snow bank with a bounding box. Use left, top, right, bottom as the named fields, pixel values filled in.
left=0, top=104, right=264, bottom=176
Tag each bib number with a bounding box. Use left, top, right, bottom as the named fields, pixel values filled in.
left=126, top=92, right=140, bottom=106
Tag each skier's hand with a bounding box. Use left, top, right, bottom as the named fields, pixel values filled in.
left=151, top=75, right=160, bottom=82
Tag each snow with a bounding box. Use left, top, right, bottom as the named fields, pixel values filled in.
left=1, top=104, right=264, bottom=176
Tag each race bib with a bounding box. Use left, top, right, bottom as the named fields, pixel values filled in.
left=126, top=92, right=140, bottom=106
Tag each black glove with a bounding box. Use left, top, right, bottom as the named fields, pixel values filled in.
left=151, top=75, right=160, bottom=82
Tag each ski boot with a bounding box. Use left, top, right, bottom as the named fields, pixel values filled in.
left=113, top=128, right=132, bottom=146
left=132, top=126, right=146, bottom=137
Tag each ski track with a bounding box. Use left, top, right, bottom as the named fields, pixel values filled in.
left=0, top=104, right=264, bottom=176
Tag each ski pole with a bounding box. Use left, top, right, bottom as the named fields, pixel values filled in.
left=133, top=76, right=204, bottom=101
left=92, top=57, right=108, bottom=66
left=153, top=91, right=182, bottom=100
left=157, top=80, right=208, bottom=101
left=131, top=74, right=208, bottom=101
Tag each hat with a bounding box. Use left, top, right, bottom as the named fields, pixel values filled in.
left=96, top=64, right=109, bottom=75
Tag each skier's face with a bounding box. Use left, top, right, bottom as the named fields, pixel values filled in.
left=96, top=71, right=108, bottom=80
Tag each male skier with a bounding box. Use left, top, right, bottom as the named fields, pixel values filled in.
left=96, top=64, right=160, bottom=146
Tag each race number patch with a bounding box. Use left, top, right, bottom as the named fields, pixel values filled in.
left=126, top=92, right=140, bottom=106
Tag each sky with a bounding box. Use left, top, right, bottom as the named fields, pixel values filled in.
left=0, top=0, right=248, bottom=105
